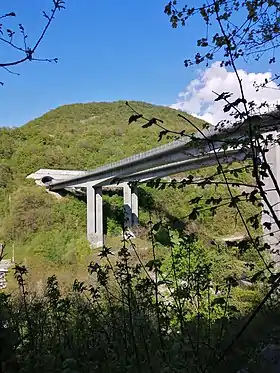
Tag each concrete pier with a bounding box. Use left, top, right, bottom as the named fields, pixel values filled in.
left=87, top=184, right=103, bottom=248
left=261, top=130, right=280, bottom=262
left=87, top=182, right=139, bottom=247
left=131, top=186, right=139, bottom=226
left=123, top=184, right=139, bottom=229
left=124, top=183, right=132, bottom=228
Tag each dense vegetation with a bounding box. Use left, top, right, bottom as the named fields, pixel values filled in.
left=2, top=0, right=280, bottom=369
left=0, top=251, right=279, bottom=373
left=0, top=101, right=259, bottom=285
left=0, top=100, right=277, bottom=372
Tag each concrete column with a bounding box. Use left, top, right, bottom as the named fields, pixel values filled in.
left=87, top=184, right=96, bottom=243
left=87, top=184, right=104, bottom=248
left=131, top=186, right=139, bottom=226
left=95, top=187, right=104, bottom=247
left=261, top=130, right=280, bottom=263
left=123, top=183, right=132, bottom=228
left=123, top=183, right=139, bottom=228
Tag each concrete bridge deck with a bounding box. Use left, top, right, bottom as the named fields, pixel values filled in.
left=27, top=110, right=280, bottom=249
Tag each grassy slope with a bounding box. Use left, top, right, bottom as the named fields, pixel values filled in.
left=0, top=100, right=258, bottom=288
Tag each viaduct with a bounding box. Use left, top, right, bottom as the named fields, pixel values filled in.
left=27, top=112, right=280, bottom=251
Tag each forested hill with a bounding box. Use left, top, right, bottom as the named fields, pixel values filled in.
left=0, top=100, right=202, bottom=176
left=0, top=100, right=257, bottom=287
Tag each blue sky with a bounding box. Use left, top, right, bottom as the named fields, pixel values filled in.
left=1, top=0, right=279, bottom=127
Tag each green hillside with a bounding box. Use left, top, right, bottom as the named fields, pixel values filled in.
left=0, top=100, right=259, bottom=288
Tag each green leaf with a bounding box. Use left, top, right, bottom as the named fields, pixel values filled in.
left=142, top=118, right=157, bottom=128
left=190, top=196, right=202, bottom=204
left=146, top=259, right=162, bottom=271
left=214, top=92, right=232, bottom=102
left=216, top=165, right=223, bottom=174
left=152, top=222, right=161, bottom=232
left=128, top=114, right=143, bottom=124
left=189, top=207, right=200, bottom=220
left=228, top=305, right=239, bottom=313
left=211, top=297, right=226, bottom=305
left=251, top=270, right=265, bottom=283
left=263, top=221, right=272, bottom=230
left=158, top=130, right=168, bottom=141
left=225, top=275, right=239, bottom=287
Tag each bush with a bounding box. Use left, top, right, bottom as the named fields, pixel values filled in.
left=0, top=237, right=276, bottom=373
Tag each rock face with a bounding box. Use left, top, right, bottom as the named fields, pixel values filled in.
left=238, top=344, right=280, bottom=373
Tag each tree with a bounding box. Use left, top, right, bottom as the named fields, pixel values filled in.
left=122, top=1, right=280, bottom=369
left=164, top=0, right=280, bottom=68
left=2, top=2, right=280, bottom=372
left=161, top=0, right=280, bottom=260
left=0, top=0, right=65, bottom=85
left=162, top=0, right=280, bottom=368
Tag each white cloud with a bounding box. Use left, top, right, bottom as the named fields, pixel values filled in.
left=171, top=62, right=280, bottom=125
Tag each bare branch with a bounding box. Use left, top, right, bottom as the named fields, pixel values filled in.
left=0, top=1, right=65, bottom=70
